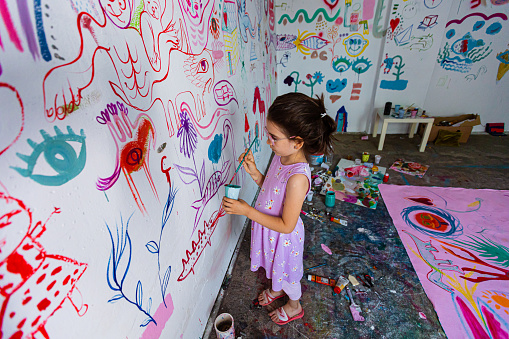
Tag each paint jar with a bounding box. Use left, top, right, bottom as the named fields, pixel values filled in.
left=383, top=173, right=389, bottom=183
left=374, top=155, right=381, bottom=164
left=325, top=191, right=336, bottom=207
left=361, top=152, right=369, bottom=163
left=411, top=109, right=417, bottom=118
left=214, top=313, right=235, bottom=339
left=354, top=158, right=361, bottom=165
left=306, top=190, right=314, bottom=202
left=394, top=104, right=400, bottom=113
left=398, top=108, right=405, bottom=118
left=309, top=153, right=324, bottom=166
left=225, top=185, right=241, bottom=200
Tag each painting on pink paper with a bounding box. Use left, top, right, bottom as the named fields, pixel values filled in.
left=379, top=185, right=509, bottom=339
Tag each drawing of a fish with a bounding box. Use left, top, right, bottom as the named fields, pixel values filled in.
left=191, top=161, right=231, bottom=234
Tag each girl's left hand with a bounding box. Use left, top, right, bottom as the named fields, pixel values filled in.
left=222, top=197, right=250, bottom=216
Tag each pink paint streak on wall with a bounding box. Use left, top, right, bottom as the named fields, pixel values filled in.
left=362, top=0, right=376, bottom=21
left=140, top=293, right=174, bottom=339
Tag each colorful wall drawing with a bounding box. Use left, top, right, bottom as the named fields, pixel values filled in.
left=0, top=0, right=274, bottom=337
left=380, top=185, right=509, bottom=339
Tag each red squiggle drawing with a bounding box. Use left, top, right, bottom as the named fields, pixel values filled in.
left=0, top=192, right=87, bottom=339
left=96, top=102, right=158, bottom=215
left=0, top=83, right=24, bottom=157
left=42, top=0, right=214, bottom=132
left=253, top=86, right=266, bottom=137
left=177, top=207, right=226, bottom=281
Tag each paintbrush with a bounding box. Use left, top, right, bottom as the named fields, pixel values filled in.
left=346, top=286, right=365, bottom=321
left=228, top=136, right=257, bottom=186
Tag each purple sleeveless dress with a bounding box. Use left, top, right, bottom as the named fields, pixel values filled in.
left=250, top=155, right=311, bottom=300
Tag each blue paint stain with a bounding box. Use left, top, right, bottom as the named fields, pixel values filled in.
left=208, top=134, right=223, bottom=164
left=326, top=78, right=348, bottom=93
left=446, top=29, right=456, bottom=39
left=34, top=0, right=51, bottom=61
left=486, top=22, right=502, bottom=35
left=380, top=79, right=408, bottom=91
left=473, top=21, right=485, bottom=32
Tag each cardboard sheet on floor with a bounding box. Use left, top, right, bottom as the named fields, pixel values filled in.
left=390, top=159, right=429, bottom=178
left=379, top=185, right=509, bottom=339
left=320, top=159, right=386, bottom=209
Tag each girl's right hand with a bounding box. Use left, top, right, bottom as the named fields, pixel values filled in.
left=239, top=149, right=257, bottom=175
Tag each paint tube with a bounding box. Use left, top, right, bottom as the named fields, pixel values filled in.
left=333, top=276, right=350, bottom=294
left=307, top=274, right=336, bottom=287
left=330, top=217, right=347, bottom=226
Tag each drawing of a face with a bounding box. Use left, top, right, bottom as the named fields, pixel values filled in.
left=180, top=0, right=207, bottom=21
left=343, top=33, right=369, bottom=57
left=100, top=0, right=133, bottom=28
left=145, top=0, right=165, bottom=19
left=402, top=3, right=417, bottom=19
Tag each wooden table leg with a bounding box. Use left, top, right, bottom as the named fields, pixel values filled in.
left=419, top=122, right=433, bottom=152
left=409, top=123, right=418, bottom=138
left=373, top=113, right=380, bottom=137
left=378, top=121, right=388, bottom=151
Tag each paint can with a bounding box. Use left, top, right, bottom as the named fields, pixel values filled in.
left=394, top=104, right=400, bottom=113
left=398, top=108, right=405, bottom=118
left=309, top=153, right=324, bottom=166
left=225, top=185, right=241, bottom=200
left=214, top=313, right=235, bottom=339
left=361, top=152, right=369, bottom=163
left=325, top=191, right=336, bottom=207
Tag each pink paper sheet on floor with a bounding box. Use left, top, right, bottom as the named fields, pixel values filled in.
left=378, top=184, right=509, bottom=339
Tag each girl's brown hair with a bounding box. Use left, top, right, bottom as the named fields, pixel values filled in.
left=267, top=92, right=337, bottom=157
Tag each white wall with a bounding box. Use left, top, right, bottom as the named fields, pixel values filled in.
left=275, top=0, right=389, bottom=132
left=276, top=0, right=509, bottom=134
left=0, top=0, right=275, bottom=338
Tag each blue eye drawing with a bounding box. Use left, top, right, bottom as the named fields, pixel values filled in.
left=332, top=56, right=351, bottom=73
left=352, top=57, right=372, bottom=74
left=11, top=126, right=86, bottom=186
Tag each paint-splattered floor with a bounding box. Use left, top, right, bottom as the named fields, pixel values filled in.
left=207, top=134, right=509, bottom=338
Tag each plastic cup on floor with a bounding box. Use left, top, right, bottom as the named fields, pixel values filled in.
left=225, top=185, right=241, bottom=200
left=215, top=313, right=235, bottom=339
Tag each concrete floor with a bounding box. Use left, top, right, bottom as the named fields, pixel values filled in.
left=205, top=133, right=509, bottom=338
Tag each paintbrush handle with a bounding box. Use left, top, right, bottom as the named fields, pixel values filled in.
left=229, top=137, right=257, bottom=185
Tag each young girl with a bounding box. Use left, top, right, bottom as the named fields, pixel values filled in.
left=222, top=92, right=336, bottom=325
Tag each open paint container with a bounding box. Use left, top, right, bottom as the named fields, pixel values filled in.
left=214, top=313, right=235, bottom=339
left=225, top=184, right=241, bottom=200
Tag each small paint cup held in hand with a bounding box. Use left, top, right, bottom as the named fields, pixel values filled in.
left=325, top=191, right=336, bottom=208
left=306, top=190, right=314, bottom=202
left=225, top=185, right=241, bottom=200
left=214, top=313, right=235, bottom=339
left=355, top=158, right=361, bottom=165
left=361, top=152, right=369, bottom=163
left=375, top=155, right=381, bottom=164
